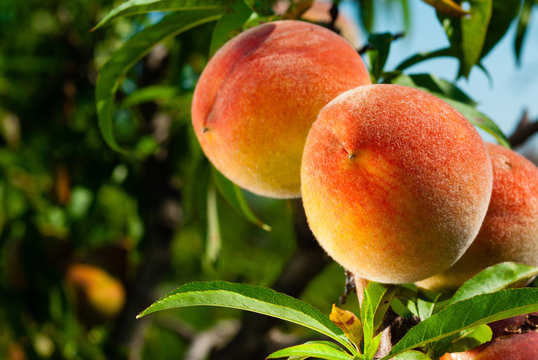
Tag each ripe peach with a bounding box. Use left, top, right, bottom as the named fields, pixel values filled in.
left=301, top=84, right=493, bottom=283
left=191, top=20, right=370, bottom=198
left=418, top=143, right=538, bottom=291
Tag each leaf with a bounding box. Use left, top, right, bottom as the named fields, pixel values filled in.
left=364, top=333, right=382, bottom=360
left=267, top=341, right=353, bottom=360
left=121, top=85, right=179, bottom=107
left=449, top=262, right=538, bottom=305
left=416, top=290, right=441, bottom=320
left=211, top=167, right=271, bottom=231
left=447, top=324, right=492, bottom=353
left=204, top=182, right=221, bottom=267
left=383, top=288, right=538, bottom=359
left=137, top=281, right=355, bottom=353
left=359, top=0, right=374, bottom=31
left=407, top=74, right=476, bottom=106
left=421, top=0, right=469, bottom=17
left=395, top=47, right=454, bottom=71
left=92, top=0, right=229, bottom=30
left=95, top=9, right=223, bottom=152
left=243, top=0, right=275, bottom=16
left=459, top=0, right=493, bottom=77
left=367, top=33, right=402, bottom=82
left=515, top=0, right=533, bottom=65
left=330, top=305, right=363, bottom=348
left=480, top=0, right=520, bottom=57
left=209, top=0, right=253, bottom=57
left=391, top=350, right=431, bottom=360
left=361, top=282, right=395, bottom=356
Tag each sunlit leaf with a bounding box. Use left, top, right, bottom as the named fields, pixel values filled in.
left=137, top=281, right=355, bottom=353
left=93, top=0, right=229, bottom=30
left=204, top=183, right=221, bottom=267
left=446, top=324, right=492, bottom=353
left=449, top=262, right=538, bottom=305
left=391, top=350, right=431, bottom=359
left=383, top=288, right=538, bottom=359
left=267, top=341, right=353, bottom=360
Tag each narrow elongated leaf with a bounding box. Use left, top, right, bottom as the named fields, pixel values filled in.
left=383, top=288, right=538, bottom=359
left=121, top=85, right=179, bottom=107
left=137, top=281, right=355, bottom=352
left=361, top=282, right=394, bottom=356
left=459, top=0, right=493, bottom=77
left=93, top=0, right=229, bottom=30
left=95, top=10, right=223, bottom=152
left=204, top=183, right=221, bottom=267
left=449, top=262, right=538, bottom=305
left=209, top=0, right=252, bottom=57
left=395, top=47, right=454, bottom=71
left=447, top=324, right=492, bottom=353
left=211, top=167, right=271, bottom=231
left=391, top=350, right=431, bottom=359
left=480, top=0, right=520, bottom=57
left=421, top=0, right=468, bottom=17
left=364, top=333, right=382, bottom=360
left=407, top=74, right=475, bottom=106
left=515, top=0, right=533, bottom=65
left=267, top=341, right=353, bottom=360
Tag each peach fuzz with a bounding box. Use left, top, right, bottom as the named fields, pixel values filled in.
left=191, top=20, right=370, bottom=198
left=418, top=143, right=538, bottom=291
left=301, top=84, right=493, bottom=283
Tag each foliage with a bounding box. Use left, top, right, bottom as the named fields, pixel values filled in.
left=1, top=0, right=537, bottom=359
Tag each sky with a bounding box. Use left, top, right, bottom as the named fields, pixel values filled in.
left=341, top=0, right=538, bottom=156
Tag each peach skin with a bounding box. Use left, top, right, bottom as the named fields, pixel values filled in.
left=191, top=20, right=370, bottom=198
left=418, top=143, right=538, bottom=291
left=301, top=84, right=493, bottom=283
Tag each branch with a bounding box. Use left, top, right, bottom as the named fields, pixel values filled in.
left=509, top=109, right=538, bottom=148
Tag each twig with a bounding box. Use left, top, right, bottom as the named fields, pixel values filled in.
left=509, top=109, right=538, bottom=148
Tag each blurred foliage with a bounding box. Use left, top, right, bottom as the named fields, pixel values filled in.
left=0, top=0, right=536, bottom=359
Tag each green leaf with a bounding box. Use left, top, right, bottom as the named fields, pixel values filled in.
left=480, top=0, right=520, bottom=57
left=459, top=0, right=493, bottom=77
left=395, top=47, right=455, bottom=72
left=407, top=74, right=476, bottom=106
left=515, top=0, right=533, bottom=65
left=361, top=282, right=394, bottom=356
left=211, top=167, right=271, bottom=231
left=359, top=0, right=374, bottom=31
left=383, top=288, right=538, bottom=359
left=204, top=183, right=221, bottom=268
left=367, top=33, right=401, bottom=82
left=364, top=333, right=382, bottom=360
left=267, top=341, right=353, bottom=360
left=391, top=350, right=431, bottom=360
left=243, top=0, right=275, bottom=16
left=209, top=0, right=253, bottom=57
left=137, top=281, right=355, bottom=353
left=421, top=0, right=468, bottom=17
left=92, top=0, right=229, bottom=30
left=95, top=9, right=223, bottom=152
left=447, top=324, right=492, bottom=353
left=416, top=289, right=441, bottom=320
left=449, top=262, right=538, bottom=305
left=120, top=85, right=179, bottom=107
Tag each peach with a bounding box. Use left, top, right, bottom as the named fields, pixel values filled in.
left=191, top=20, right=370, bottom=198
left=418, top=143, right=538, bottom=291
left=66, top=263, right=125, bottom=317
left=301, top=84, right=493, bottom=283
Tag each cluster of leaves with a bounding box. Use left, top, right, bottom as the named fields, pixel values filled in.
left=138, top=262, right=538, bottom=360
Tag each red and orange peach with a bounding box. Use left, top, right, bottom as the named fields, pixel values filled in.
left=418, top=143, right=538, bottom=291
left=191, top=20, right=370, bottom=198
left=301, top=84, right=493, bottom=283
